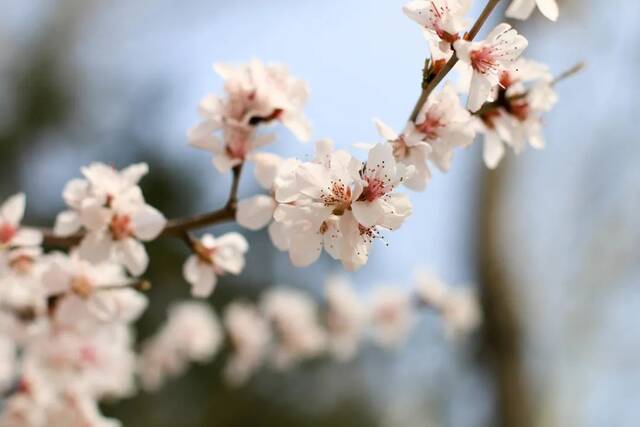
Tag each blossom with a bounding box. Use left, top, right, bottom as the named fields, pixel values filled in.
left=223, top=302, right=272, bottom=386
left=369, top=287, right=414, bottom=348
left=474, top=59, right=558, bottom=168
left=54, top=163, right=166, bottom=276
left=42, top=252, right=147, bottom=328
left=403, top=0, right=471, bottom=45
left=189, top=59, right=311, bottom=173
left=0, top=193, right=42, bottom=250
left=260, top=288, right=326, bottom=369
left=324, top=276, right=367, bottom=361
left=454, top=23, right=528, bottom=111
left=375, top=84, right=475, bottom=191
left=506, top=0, right=559, bottom=21
left=415, top=270, right=481, bottom=337
left=182, top=232, right=249, bottom=298
left=139, top=302, right=222, bottom=391
left=273, top=140, right=413, bottom=271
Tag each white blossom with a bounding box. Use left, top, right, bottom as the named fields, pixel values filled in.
left=454, top=23, right=528, bottom=112
left=182, top=232, right=249, bottom=298
left=189, top=59, right=311, bottom=173
left=223, top=302, right=272, bottom=386
left=369, top=287, right=414, bottom=348
left=54, top=163, right=166, bottom=276
left=324, top=276, right=367, bottom=361
left=273, top=140, right=413, bottom=271
left=261, top=288, right=326, bottom=369
left=139, top=302, right=222, bottom=391
left=403, top=0, right=471, bottom=46
left=415, top=270, right=481, bottom=337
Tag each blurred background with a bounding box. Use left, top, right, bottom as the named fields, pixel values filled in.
left=1, top=0, right=638, bottom=426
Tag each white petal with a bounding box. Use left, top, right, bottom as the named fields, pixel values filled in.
left=236, top=196, right=277, bottom=230
left=352, top=200, right=386, bottom=228
left=216, top=232, right=249, bottom=254
left=483, top=133, right=506, bottom=169
left=468, top=73, right=494, bottom=112
left=373, top=119, right=398, bottom=142
left=289, top=231, right=323, bottom=267
left=118, top=238, right=149, bottom=276
left=79, top=198, right=111, bottom=230
left=505, top=0, right=536, bottom=20
left=268, top=221, right=290, bottom=251
left=132, top=205, right=166, bottom=241
left=54, top=210, right=82, bottom=237
left=252, top=152, right=283, bottom=189
left=121, top=163, right=149, bottom=186
left=1, top=193, right=25, bottom=225
left=183, top=256, right=217, bottom=298
left=78, top=231, right=113, bottom=263
left=536, top=0, right=559, bottom=21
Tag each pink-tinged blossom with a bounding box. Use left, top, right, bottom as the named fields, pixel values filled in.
left=42, top=252, right=147, bottom=328
left=273, top=140, right=413, bottom=271
left=53, top=163, right=166, bottom=276
left=189, top=59, right=311, bottom=173
left=475, top=59, right=558, bottom=168
left=0, top=193, right=42, bottom=250
left=374, top=84, right=474, bottom=191
left=454, top=23, right=528, bottom=112
left=506, top=0, right=559, bottom=21
left=139, top=302, right=222, bottom=391
left=223, top=302, right=272, bottom=386
left=369, top=287, right=414, bottom=348
left=415, top=270, right=481, bottom=338
left=182, top=232, right=249, bottom=298
left=403, top=0, right=471, bottom=45
left=261, top=288, right=326, bottom=369
left=0, top=247, right=46, bottom=313
left=324, top=276, right=367, bottom=361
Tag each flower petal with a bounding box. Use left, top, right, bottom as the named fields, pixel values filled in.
left=236, top=196, right=277, bottom=231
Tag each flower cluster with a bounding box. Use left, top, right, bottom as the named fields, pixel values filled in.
left=189, top=59, right=311, bottom=173
left=141, top=273, right=480, bottom=389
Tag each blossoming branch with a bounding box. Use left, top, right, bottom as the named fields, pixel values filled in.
left=0, top=0, right=577, bottom=425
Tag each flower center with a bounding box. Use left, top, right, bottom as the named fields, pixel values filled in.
left=225, top=125, right=253, bottom=160
left=470, top=46, right=497, bottom=74
left=0, top=222, right=17, bottom=245
left=110, top=214, right=132, bottom=241
left=416, top=112, right=444, bottom=141
left=10, top=255, right=34, bottom=274
left=70, top=276, right=93, bottom=299
left=360, top=177, right=387, bottom=202
left=391, top=138, right=410, bottom=160
left=321, top=181, right=353, bottom=215
left=508, top=99, right=530, bottom=121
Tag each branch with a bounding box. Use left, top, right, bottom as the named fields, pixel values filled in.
left=409, top=0, right=502, bottom=122
left=41, top=163, right=245, bottom=248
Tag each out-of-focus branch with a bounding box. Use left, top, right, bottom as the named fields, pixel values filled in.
left=40, top=163, right=245, bottom=248
left=477, top=166, right=533, bottom=427
left=409, top=0, right=502, bottom=122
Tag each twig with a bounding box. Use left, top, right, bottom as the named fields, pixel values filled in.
left=409, top=0, right=502, bottom=122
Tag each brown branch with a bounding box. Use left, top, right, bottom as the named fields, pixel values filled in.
left=41, top=162, right=245, bottom=248
left=409, top=0, right=502, bottom=122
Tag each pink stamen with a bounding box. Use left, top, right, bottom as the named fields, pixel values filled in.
left=416, top=113, right=444, bottom=140
left=470, top=47, right=497, bottom=74
left=110, top=215, right=132, bottom=241
left=361, top=177, right=387, bottom=202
